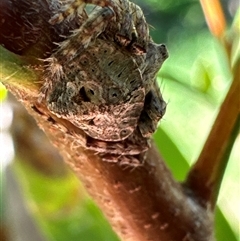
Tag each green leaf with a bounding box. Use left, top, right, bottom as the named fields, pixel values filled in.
left=215, top=207, right=238, bottom=241
left=154, top=128, right=189, bottom=181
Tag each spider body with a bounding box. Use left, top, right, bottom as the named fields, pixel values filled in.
left=41, top=0, right=168, bottom=162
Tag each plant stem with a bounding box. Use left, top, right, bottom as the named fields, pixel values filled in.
left=185, top=62, right=240, bottom=209
left=199, top=0, right=226, bottom=38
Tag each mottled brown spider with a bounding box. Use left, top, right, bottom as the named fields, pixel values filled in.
left=40, top=0, right=168, bottom=164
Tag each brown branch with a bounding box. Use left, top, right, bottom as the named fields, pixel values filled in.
left=185, top=61, right=240, bottom=209
left=1, top=45, right=215, bottom=241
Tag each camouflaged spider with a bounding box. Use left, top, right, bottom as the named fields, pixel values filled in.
left=40, top=0, right=168, bottom=161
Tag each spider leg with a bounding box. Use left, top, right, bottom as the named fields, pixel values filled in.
left=111, top=0, right=150, bottom=54
left=111, top=0, right=136, bottom=47
left=54, top=7, right=115, bottom=60
left=41, top=6, right=115, bottom=102
left=49, top=0, right=113, bottom=24
left=127, top=2, right=150, bottom=54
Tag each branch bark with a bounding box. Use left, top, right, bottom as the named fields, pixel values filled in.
left=1, top=46, right=215, bottom=241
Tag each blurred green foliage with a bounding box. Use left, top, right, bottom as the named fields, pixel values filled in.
left=13, top=161, right=120, bottom=241
left=0, top=83, right=7, bottom=100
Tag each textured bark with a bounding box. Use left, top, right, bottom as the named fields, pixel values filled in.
left=1, top=46, right=215, bottom=241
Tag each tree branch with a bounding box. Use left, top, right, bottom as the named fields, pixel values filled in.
left=185, top=60, right=240, bottom=209
left=1, top=45, right=215, bottom=241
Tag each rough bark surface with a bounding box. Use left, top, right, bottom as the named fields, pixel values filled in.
left=2, top=67, right=214, bottom=240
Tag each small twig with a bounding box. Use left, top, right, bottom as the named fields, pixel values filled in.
left=185, top=62, right=240, bottom=208
left=185, top=0, right=239, bottom=211
left=199, top=0, right=226, bottom=38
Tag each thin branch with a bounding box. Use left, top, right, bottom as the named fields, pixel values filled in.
left=185, top=61, right=240, bottom=209
left=199, top=0, right=226, bottom=38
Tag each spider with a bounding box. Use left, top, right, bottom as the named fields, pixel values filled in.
left=40, top=0, right=168, bottom=162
